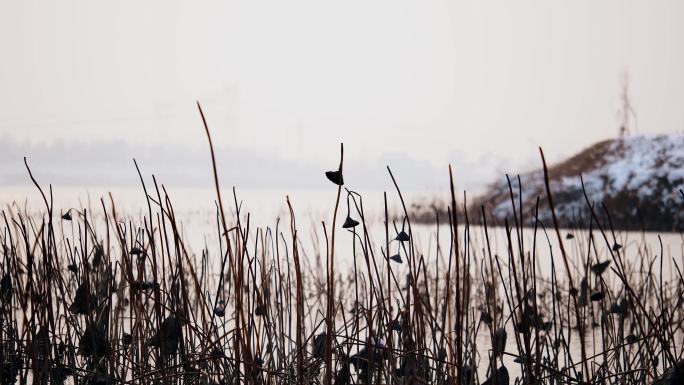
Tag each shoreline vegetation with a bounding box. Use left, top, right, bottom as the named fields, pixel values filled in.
left=1, top=106, right=683, bottom=385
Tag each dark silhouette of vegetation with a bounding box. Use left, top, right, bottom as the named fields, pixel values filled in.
left=0, top=106, right=682, bottom=385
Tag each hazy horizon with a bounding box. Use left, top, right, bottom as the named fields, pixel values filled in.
left=0, top=133, right=508, bottom=192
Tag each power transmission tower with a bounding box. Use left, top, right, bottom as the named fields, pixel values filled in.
left=617, top=72, right=637, bottom=139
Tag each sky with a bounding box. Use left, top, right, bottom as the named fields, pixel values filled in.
left=1, top=0, right=683, bottom=191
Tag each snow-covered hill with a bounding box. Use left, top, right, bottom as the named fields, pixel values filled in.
left=476, top=134, right=684, bottom=231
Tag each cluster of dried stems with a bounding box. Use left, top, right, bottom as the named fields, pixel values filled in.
left=1, top=105, right=683, bottom=385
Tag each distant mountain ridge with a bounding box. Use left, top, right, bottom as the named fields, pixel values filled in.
left=0, top=136, right=503, bottom=191
left=475, top=134, right=684, bottom=232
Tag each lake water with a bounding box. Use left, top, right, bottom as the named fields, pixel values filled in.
left=2, top=185, right=681, bottom=272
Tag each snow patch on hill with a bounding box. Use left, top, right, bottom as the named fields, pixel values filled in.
left=481, top=134, right=684, bottom=231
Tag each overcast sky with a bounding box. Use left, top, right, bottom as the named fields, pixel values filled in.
left=1, top=0, right=683, bottom=190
